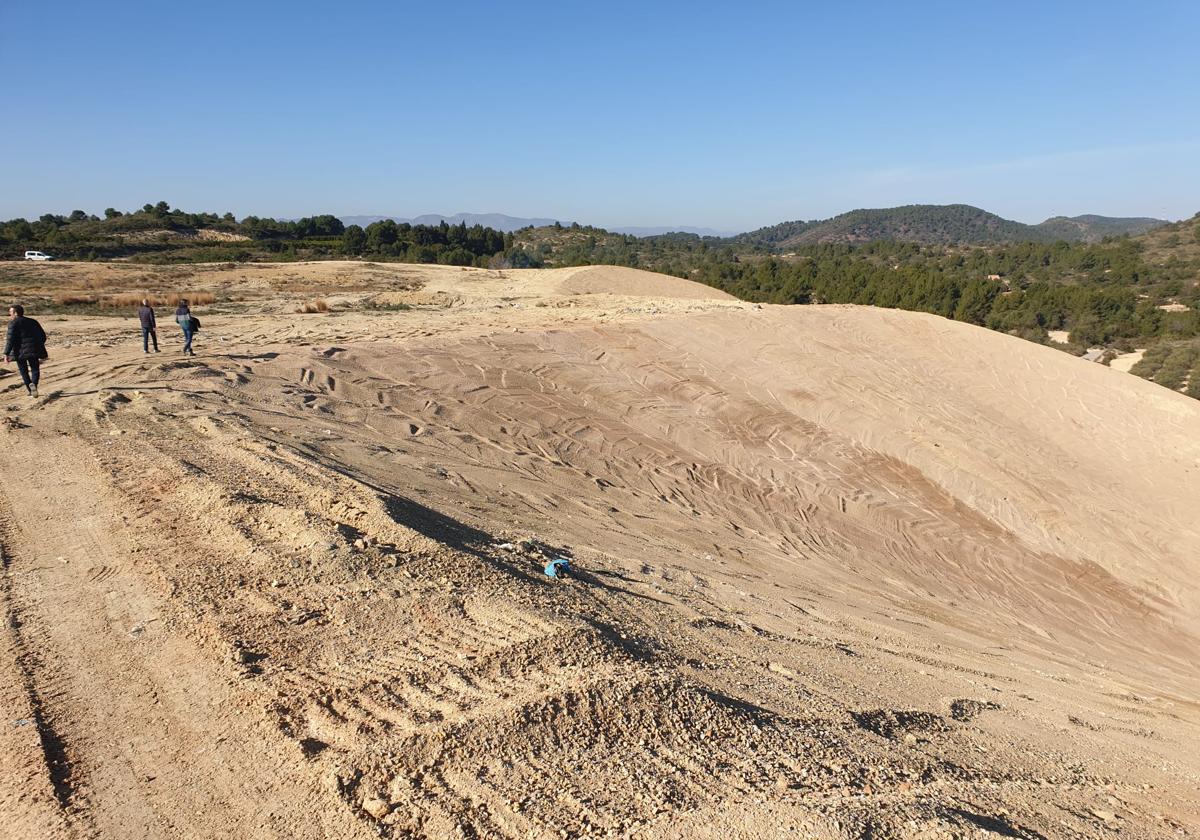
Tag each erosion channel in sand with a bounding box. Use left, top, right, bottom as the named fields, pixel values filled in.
left=1, top=261, right=1197, bottom=839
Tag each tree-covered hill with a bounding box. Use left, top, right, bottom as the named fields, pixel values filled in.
left=1132, top=212, right=1200, bottom=265
left=796, top=204, right=1037, bottom=246
left=1033, top=214, right=1168, bottom=242
left=732, top=205, right=1168, bottom=248
left=727, top=219, right=820, bottom=248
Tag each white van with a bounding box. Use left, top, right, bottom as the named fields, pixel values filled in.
left=24, top=251, right=54, bottom=261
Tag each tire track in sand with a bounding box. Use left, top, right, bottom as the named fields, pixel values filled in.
left=0, top=489, right=93, bottom=840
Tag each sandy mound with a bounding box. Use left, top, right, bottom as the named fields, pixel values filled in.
left=0, top=263, right=1197, bottom=839
left=552, top=265, right=736, bottom=300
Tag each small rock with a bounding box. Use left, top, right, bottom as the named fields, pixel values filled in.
left=768, top=662, right=797, bottom=679
left=362, top=796, right=391, bottom=819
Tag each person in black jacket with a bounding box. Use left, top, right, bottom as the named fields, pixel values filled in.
left=138, top=298, right=160, bottom=353
left=4, top=304, right=48, bottom=398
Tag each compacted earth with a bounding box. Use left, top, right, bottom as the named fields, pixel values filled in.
left=0, top=261, right=1197, bottom=839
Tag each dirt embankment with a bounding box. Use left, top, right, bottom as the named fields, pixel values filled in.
left=0, top=261, right=1197, bottom=839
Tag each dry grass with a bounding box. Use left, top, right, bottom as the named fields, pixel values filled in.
left=81, top=275, right=124, bottom=290
left=49, top=291, right=217, bottom=310
left=102, top=293, right=156, bottom=308
left=54, top=293, right=100, bottom=306
left=296, top=299, right=330, bottom=314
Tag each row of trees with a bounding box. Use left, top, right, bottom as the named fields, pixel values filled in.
left=683, top=252, right=1198, bottom=348
left=341, top=220, right=510, bottom=264
left=0, top=203, right=515, bottom=265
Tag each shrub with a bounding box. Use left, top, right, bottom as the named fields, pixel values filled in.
left=296, top=299, right=329, bottom=314
left=88, top=291, right=216, bottom=309
left=165, top=291, right=215, bottom=306
left=101, top=293, right=154, bottom=308
left=1186, top=370, right=1200, bottom=399
left=366, top=301, right=411, bottom=312
left=53, top=293, right=99, bottom=306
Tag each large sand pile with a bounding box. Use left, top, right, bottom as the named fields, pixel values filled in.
left=550, top=266, right=738, bottom=299
left=0, top=261, right=1197, bottom=839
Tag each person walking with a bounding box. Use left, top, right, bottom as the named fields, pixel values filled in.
left=4, top=304, right=48, bottom=398
left=138, top=298, right=160, bottom=353
left=175, top=299, right=196, bottom=356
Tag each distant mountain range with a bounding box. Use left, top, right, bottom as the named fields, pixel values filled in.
left=338, top=213, right=564, bottom=232
left=338, top=214, right=733, bottom=238
left=339, top=207, right=1167, bottom=245
left=609, top=225, right=738, bottom=238
left=732, top=205, right=1170, bottom=248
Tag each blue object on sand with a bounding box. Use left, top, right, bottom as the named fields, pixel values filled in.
left=544, top=558, right=571, bottom=579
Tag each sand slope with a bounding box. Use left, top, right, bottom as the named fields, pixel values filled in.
left=549, top=266, right=738, bottom=299
left=0, top=261, right=1197, bottom=839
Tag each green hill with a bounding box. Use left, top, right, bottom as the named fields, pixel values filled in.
left=734, top=204, right=1169, bottom=248
left=733, top=204, right=1034, bottom=248
left=1132, top=212, right=1200, bottom=264
left=797, top=204, right=1036, bottom=246
left=728, top=219, right=820, bottom=248
left=1034, top=214, right=1168, bottom=242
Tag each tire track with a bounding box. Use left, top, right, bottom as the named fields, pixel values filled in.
left=0, top=490, right=92, bottom=839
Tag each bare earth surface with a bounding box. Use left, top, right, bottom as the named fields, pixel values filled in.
left=0, top=261, right=1198, bottom=840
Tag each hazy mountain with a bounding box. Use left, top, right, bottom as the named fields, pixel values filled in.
left=1033, top=214, right=1168, bottom=242
left=339, top=215, right=732, bottom=237
left=610, top=225, right=737, bottom=238
left=734, top=205, right=1170, bottom=248
left=339, top=213, right=564, bottom=232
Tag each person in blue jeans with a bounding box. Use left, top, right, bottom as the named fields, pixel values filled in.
left=175, top=300, right=196, bottom=356
left=138, top=299, right=160, bottom=353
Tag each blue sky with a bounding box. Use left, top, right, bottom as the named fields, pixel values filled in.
left=1, top=0, right=1196, bottom=231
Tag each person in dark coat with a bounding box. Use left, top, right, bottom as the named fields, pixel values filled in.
left=4, top=304, right=48, bottom=398
left=174, top=299, right=195, bottom=356
left=138, top=298, right=160, bottom=353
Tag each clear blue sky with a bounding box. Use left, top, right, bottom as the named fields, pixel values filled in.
left=2, top=0, right=1197, bottom=231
